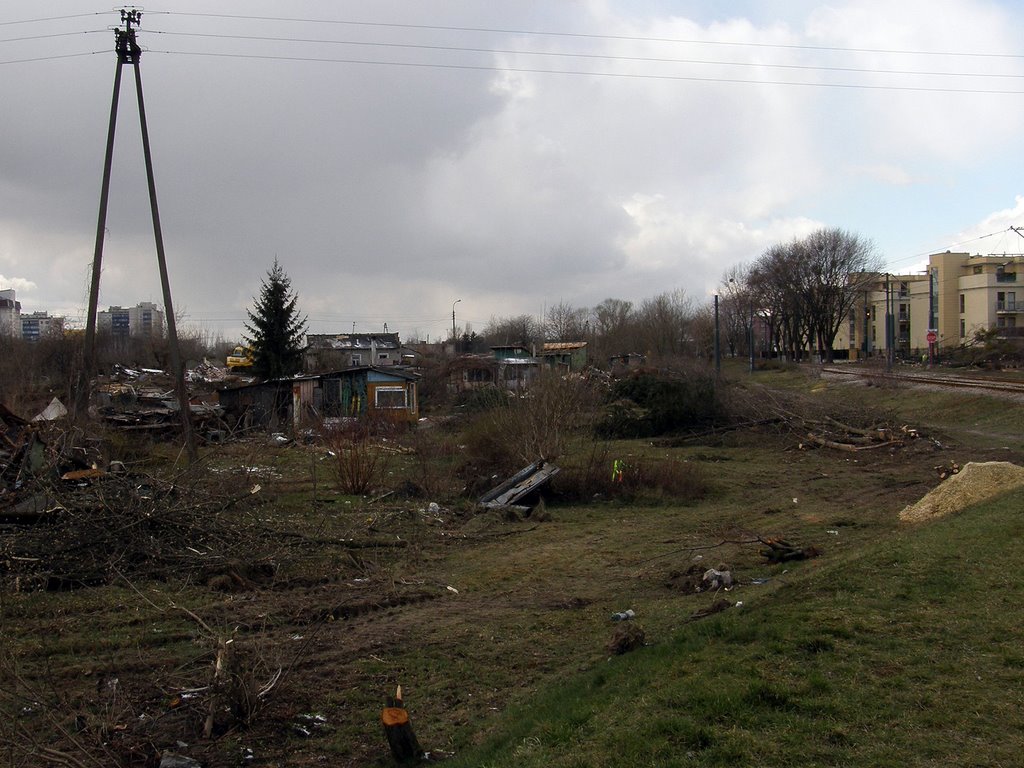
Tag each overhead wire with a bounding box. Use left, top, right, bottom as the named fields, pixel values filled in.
left=143, top=49, right=1024, bottom=95
left=144, top=29, right=1024, bottom=81
left=0, top=50, right=105, bottom=66
left=146, top=10, right=1024, bottom=61
left=0, top=12, right=108, bottom=27
left=3, top=11, right=1023, bottom=92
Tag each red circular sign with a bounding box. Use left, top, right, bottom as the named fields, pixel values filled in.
left=926, top=331, right=937, bottom=344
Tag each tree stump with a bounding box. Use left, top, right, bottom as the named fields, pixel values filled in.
left=382, top=686, right=423, bottom=763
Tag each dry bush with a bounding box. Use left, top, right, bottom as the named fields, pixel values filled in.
left=398, top=426, right=464, bottom=500
left=555, top=442, right=710, bottom=504
left=616, top=456, right=710, bottom=502
left=461, top=372, right=599, bottom=479
left=318, top=414, right=401, bottom=495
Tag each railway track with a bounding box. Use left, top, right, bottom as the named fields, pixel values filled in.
left=820, top=366, right=1024, bottom=396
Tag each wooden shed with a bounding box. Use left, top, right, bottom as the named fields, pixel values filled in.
left=317, top=367, right=419, bottom=422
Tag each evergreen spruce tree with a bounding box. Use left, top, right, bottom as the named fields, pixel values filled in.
left=244, top=260, right=308, bottom=380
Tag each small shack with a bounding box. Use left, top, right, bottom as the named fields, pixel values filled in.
left=539, top=341, right=588, bottom=371
left=217, top=376, right=318, bottom=432
left=318, top=367, right=420, bottom=422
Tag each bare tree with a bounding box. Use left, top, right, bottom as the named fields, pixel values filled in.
left=749, top=228, right=880, bottom=362
left=799, top=228, right=881, bottom=362
left=543, top=301, right=590, bottom=342
left=719, top=265, right=752, bottom=358
left=482, top=314, right=544, bottom=350
left=636, top=289, right=694, bottom=358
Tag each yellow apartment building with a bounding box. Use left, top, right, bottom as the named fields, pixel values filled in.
left=835, top=251, right=1024, bottom=359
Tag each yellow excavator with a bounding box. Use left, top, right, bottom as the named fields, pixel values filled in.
left=226, top=345, right=254, bottom=371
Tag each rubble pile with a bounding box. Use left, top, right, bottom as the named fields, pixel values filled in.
left=95, top=364, right=226, bottom=433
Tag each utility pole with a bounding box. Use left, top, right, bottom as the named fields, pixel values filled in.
left=885, top=273, right=893, bottom=372
left=748, top=300, right=755, bottom=374
left=80, top=9, right=196, bottom=463
left=713, top=294, right=720, bottom=374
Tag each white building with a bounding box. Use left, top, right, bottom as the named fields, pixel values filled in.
left=21, top=312, right=65, bottom=341
left=0, top=289, right=21, bottom=337
left=97, top=302, right=164, bottom=338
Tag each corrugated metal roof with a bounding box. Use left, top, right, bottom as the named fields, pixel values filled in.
left=541, top=341, right=587, bottom=352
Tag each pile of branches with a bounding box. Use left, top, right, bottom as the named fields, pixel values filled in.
left=732, top=384, right=923, bottom=452
left=1, top=467, right=274, bottom=592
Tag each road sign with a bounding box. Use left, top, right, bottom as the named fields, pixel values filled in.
left=926, top=330, right=937, bottom=344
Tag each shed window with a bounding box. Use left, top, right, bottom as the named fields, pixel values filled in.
left=374, top=386, right=407, bottom=409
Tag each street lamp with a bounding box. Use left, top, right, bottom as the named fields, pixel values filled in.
left=713, top=294, right=720, bottom=374
left=452, top=299, right=461, bottom=344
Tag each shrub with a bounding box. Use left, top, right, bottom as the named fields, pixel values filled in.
left=595, top=369, right=721, bottom=438
left=318, top=416, right=396, bottom=495
left=554, top=443, right=710, bottom=504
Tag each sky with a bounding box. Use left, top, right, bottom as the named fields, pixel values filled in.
left=3, top=0, right=1024, bottom=343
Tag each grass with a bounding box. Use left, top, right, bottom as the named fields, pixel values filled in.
left=3, top=367, right=1023, bottom=766
left=454, top=489, right=1024, bottom=767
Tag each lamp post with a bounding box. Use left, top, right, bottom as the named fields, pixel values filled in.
left=713, top=294, right=720, bottom=374
left=748, top=300, right=755, bottom=374
left=452, top=299, right=461, bottom=346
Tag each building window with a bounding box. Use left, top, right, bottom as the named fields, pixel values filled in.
left=959, top=295, right=965, bottom=314
left=374, top=386, right=407, bottom=409
left=973, top=265, right=983, bottom=275
left=960, top=319, right=966, bottom=338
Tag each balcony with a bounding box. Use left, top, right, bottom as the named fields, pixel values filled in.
left=996, top=300, right=1021, bottom=312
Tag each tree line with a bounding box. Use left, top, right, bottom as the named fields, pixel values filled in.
left=457, top=227, right=880, bottom=366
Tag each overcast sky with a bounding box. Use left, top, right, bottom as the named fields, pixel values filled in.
left=3, top=1, right=1024, bottom=343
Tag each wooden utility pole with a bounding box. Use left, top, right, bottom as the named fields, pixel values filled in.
left=80, top=9, right=196, bottom=462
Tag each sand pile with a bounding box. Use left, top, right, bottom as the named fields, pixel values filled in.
left=899, top=461, right=1024, bottom=523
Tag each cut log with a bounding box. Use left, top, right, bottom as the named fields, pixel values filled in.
left=759, top=537, right=821, bottom=563
left=383, top=687, right=423, bottom=763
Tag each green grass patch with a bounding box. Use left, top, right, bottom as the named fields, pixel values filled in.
left=452, top=489, right=1024, bottom=767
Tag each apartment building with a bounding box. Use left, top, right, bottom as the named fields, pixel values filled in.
left=837, top=251, right=1024, bottom=358
left=97, top=302, right=165, bottom=338
left=21, top=312, right=65, bottom=342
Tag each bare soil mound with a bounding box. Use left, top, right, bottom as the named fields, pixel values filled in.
left=899, top=461, right=1024, bottom=523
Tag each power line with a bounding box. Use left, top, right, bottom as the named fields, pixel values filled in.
left=0, top=50, right=104, bottom=66
left=150, top=11, right=1024, bottom=61
left=145, top=29, right=1024, bottom=81
left=0, top=30, right=107, bottom=44
left=0, top=12, right=109, bottom=27
left=146, top=49, right=1024, bottom=95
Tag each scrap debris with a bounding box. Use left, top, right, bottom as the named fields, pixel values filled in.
left=478, top=461, right=560, bottom=514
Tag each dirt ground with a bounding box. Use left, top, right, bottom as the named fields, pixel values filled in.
left=4, top=411, right=1022, bottom=767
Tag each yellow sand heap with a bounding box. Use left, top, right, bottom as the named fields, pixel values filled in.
left=899, top=461, right=1024, bottom=523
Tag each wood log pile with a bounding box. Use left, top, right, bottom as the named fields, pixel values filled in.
left=734, top=384, right=924, bottom=453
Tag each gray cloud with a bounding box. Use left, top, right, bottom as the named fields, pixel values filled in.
left=2, top=0, right=1023, bottom=341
